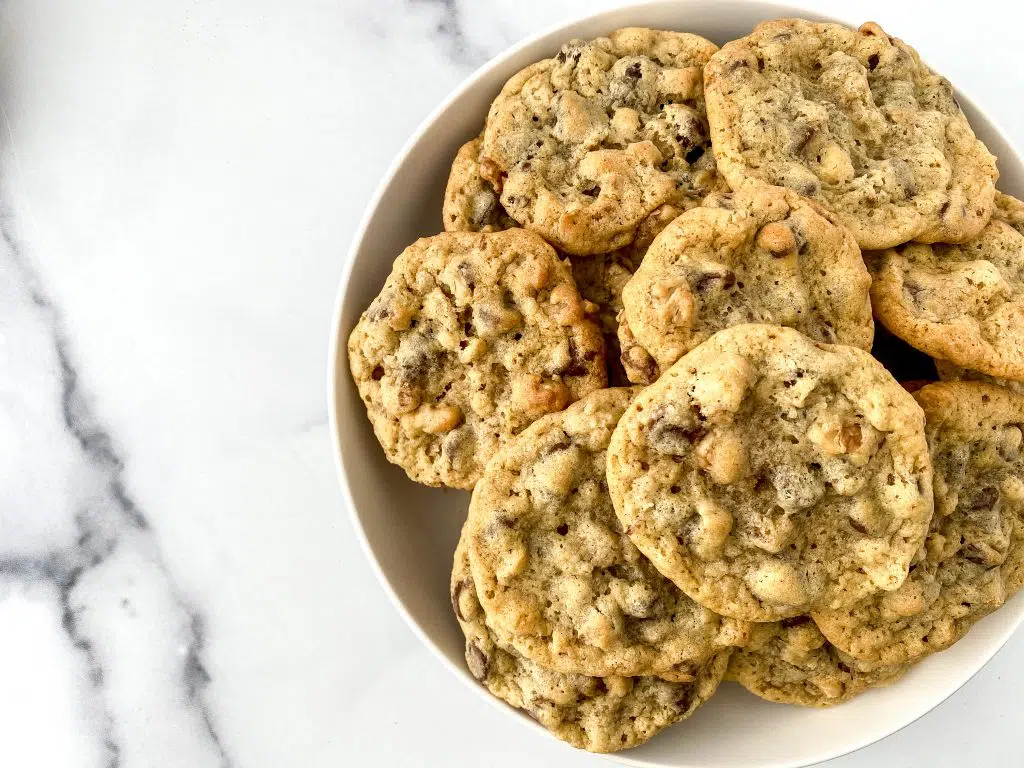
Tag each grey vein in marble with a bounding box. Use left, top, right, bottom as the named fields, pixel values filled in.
left=0, top=218, right=233, bottom=768
left=410, top=0, right=490, bottom=68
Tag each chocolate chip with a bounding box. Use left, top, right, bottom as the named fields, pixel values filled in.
left=622, top=346, right=659, bottom=384
left=675, top=689, right=694, bottom=712
left=457, top=261, right=476, bottom=292
left=692, top=269, right=736, bottom=294
left=625, top=62, right=642, bottom=79
left=788, top=122, right=814, bottom=154
left=867, top=53, right=880, bottom=70
left=849, top=517, right=870, bottom=535
left=903, top=280, right=924, bottom=306
left=441, top=426, right=472, bottom=468
left=648, top=413, right=705, bottom=455
left=556, top=523, right=569, bottom=536
left=797, top=178, right=820, bottom=196
left=963, top=542, right=1004, bottom=568
left=965, top=486, right=999, bottom=512
left=367, top=294, right=393, bottom=322
left=371, top=365, right=385, bottom=381
left=451, top=579, right=471, bottom=622
left=467, top=643, right=490, bottom=680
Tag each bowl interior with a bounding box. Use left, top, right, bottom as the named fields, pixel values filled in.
left=329, top=2, right=1024, bottom=766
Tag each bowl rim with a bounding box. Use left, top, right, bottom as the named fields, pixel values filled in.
left=327, top=2, right=1024, bottom=765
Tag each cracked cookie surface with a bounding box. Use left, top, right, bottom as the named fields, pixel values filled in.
left=618, top=185, right=873, bottom=384
left=481, top=27, right=723, bottom=255
left=467, top=388, right=748, bottom=677
left=608, top=324, right=933, bottom=621
left=348, top=230, right=605, bottom=488
left=726, top=617, right=907, bottom=707
left=452, top=527, right=730, bottom=753
left=704, top=19, right=997, bottom=250
left=813, top=382, right=1024, bottom=665
left=870, top=194, right=1024, bottom=381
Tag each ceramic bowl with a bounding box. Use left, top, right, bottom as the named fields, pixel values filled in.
left=328, top=3, right=1024, bottom=765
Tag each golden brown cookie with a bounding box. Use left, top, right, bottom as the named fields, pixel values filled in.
left=705, top=19, right=997, bottom=249
left=618, top=186, right=873, bottom=384
left=452, top=526, right=730, bottom=753
left=481, top=28, right=722, bottom=255
left=727, top=617, right=907, bottom=707
left=814, top=382, right=1024, bottom=665
left=870, top=194, right=1024, bottom=381
left=608, top=324, right=934, bottom=622
left=348, top=230, right=605, bottom=488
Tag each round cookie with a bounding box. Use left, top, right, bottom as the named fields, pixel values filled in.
left=468, top=388, right=749, bottom=677
left=814, top=382, right=1024, bottom=665
left=608, top=324, right=934, bottom=622
left=441, top=135, right=679, bottom=385
left=618, top=186, right=873, bottom=384
left=452, top=528, right=730, bottom=753
left=869, top=194, right=1024, bottom=381
left=704, top=19, right=997, bottom=250
left=935, top=358, right=1024, bottom=395
left=480, top=27, right=723, bottom=256
left=727, top=617, right=907, bottom=707
left=348, top=230, right=606, bottom=489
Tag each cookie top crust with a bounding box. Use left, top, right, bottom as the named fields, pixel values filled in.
left=348, top=230, right=606, bottom=488
left=451, top=527, right=730, bottom=753
left=608, top=324, right=934, bottom=621
left=481, top=27, right=723, bottom=256
left=814, top=381, right=1024, bottom=665
left=869, top=195, right=1024, bottom=381
left=726, top=617, right=907, bottom=707
left=704, top=19, right=997, bottom=250
left=467, top=388, right=748, bottom=677
left=618, top=185, right=873, bottom=383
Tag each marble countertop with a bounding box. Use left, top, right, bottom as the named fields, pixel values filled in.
left=1, top=0, right=1022, bottom=765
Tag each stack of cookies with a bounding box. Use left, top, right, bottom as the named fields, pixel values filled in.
left=348, top=18, right=1024, bottom=754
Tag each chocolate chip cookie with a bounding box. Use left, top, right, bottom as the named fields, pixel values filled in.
left=870, top=194, right=1024, bottom=381
left=727, top=617, right=907, bottom=707
left=481, top=27, right=723, bottom=256
left=348, top=230, right=605, bottom=488
left=468, top=388, right=748, bottom=677
left=608, top=324, right=934, bottom=622
left=704, top=19, right=997, bottom=250
left=813, top=381, right=1024, bottom=665
left=452, top=527, right=730, bottom=753
left=618, top=185, right=873, bottom=384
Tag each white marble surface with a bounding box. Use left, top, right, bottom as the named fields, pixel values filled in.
left=0, top=0, right=1023, bottom=766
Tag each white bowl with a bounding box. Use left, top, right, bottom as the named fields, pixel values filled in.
left=328, top=3, right=1024, bottom=765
